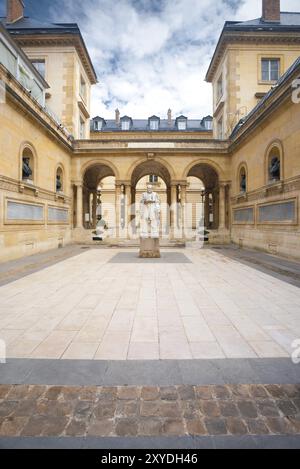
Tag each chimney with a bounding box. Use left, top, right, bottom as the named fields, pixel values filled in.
left=6, top=0, right=24, bottom=24
left=262, top=0, right=280, bottom=23
left=167, top=109, right=172, bottom=126
left=115, top=108, right=120, bottom=125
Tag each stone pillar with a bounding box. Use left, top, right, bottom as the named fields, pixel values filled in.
left=170, top=183, right=177, bottom=239
left=180, top=183, right=187, bottom=239
left=76, top=183, right=83, bottom=228
left=204, top=191, right=210, bottom=228
left=115, top=183, right=122, bottom=239
left=92, top=191, right=97, bottom=228
left=125, top=183, right=132, bottom=238
left=219, top=183, right=226, bottom=230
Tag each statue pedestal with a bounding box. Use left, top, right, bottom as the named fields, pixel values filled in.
left=139, top=237, right=160, bottom=258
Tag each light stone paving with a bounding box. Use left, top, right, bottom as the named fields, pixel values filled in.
left=0, top=248, right=300, bottom=360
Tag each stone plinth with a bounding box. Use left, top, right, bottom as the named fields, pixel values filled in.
left=139, top=237, right=160, bottom=258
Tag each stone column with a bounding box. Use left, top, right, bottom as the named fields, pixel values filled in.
left=170, top=183, right=177, bottom=239
left=125, top=183, right=132, bottom=238
left=115, top=183, right=122, bottom=239
left=180, top=183, right=187, bottom=239
left=219, top=183, right=226, bottom=230
left=205, top=191, right=210, bottom=228
left=92, top=191, right=97, bottom=228
left=76, top=183, right=83, bottom=228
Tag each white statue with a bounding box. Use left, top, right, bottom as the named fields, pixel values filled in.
left=140, top=183, right=161, bottom=238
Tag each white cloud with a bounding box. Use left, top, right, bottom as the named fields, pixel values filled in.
left=49, top=0, right=300, bottom=119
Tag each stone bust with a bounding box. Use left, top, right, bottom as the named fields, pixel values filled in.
left=270, top=157, right=280, bottom=181
left=140, top=183, right=161, bottom=239
left=22, top=157, right=32, bottom=180
left=56, top=174, right=62, bottom=192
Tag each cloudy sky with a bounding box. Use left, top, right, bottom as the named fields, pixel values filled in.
left=1, top=0, right=299, bottom=118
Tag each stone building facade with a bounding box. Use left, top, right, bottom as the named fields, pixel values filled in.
left=0, top=0, right=300, bottom=261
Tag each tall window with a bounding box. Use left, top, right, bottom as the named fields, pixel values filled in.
left=79, top=117, right=85, bottom=139
left=217, top=74, right=223, bottom=101
left=31, top=59, right=46, bottom=78
left=56, top=167, right=63, bottom=192
left=94, top=120, right=103, bottom=131
left=261, top=59, right=280, bottom=82
left=217, top=117, right=223, bottom=139
left=239, top=167, right=247, bottom=193
left=149, top=175, right=158, bottom=183
left=80, top=75, right=86, bottom=101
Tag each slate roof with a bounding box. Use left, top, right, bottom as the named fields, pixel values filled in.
left=225, top=12, right=300, bottom=31
left=230, top=55, right=300, bottom=138
left=91, top=116, right=213, bottom=132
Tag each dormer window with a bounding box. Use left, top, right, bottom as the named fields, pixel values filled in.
left=120, top=117, right=132, bottom=131
left=149, top=116, right=160, bottom=131
left=202, top=117, right=213, bottom=130
left=93, top=118, right=105, bottom=131
left=176, top=116, right=188, bottom=131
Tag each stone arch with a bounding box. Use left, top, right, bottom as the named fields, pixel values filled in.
left=80, top=158, right=120, bottom=183
left=55, top=163, right=65, bottom=193
left=130, top=159, right=172, bottom=188
left=237, top=161, right=248, bottom=193
left=182, top=159, right=224, bottom=181
left=127, top=157, right=175, bottom=184
left=19, top=141, right=38, bottom=183
left=264, top=139, right=284, bottom=184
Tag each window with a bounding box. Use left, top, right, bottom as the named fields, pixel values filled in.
left=79, top=117, right=85, bottom=139
left=94, top=120, right=103, bottom=131
left=261, top=59, right=280, bottom=82
left=121, top=120, right=130, bottom=131
left=150, top=120, right=159, bottom=130
left=204, top=120, right=213, bottom=130
left=31, top=59, right=45, bottom=79
left=217, top=117, right=223, bottom=139
left=149, top=175, right=158, bottom=183
left=217, top=74, right=223, bottom=101
left=80, top=75, right=86, bottom=101
left=178, top=120, right=187, bottom=130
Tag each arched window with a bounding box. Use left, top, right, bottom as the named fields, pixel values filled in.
left=239, top=166, right=247, bottom=193
left=56, top=166, right=63, bottom=192
left=22, top=147, right=34, bottom=182
left=268, top=146, right=281, bottom=183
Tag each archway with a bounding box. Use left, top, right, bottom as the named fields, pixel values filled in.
left=186, top=163, right=220, bottom=233
left=79, top=163, right=117, bottom=230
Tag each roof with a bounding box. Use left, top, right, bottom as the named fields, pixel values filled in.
left=206, top=12, right=300, bottom=82
left=0, top=16, right=97, bottom=84
left=230, top=55, right=300, bottom=139
left=91, top=116, right=213, bottom=132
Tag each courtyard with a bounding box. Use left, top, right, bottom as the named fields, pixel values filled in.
left=0, top=245, right=300, bottom=448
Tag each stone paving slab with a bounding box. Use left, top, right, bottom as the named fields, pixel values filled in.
left=108, top=252, right=192, bottom=263
left=1, top=358, right=300, bottom=386
left=0, top=384, right=299, bottom=439
left=1, top=248, right=300, bottom=361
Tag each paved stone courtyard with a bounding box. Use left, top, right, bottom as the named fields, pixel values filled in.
left=0, top=248, right=300, bottom=361
left=0, top=384, right=300, bottom=438
left=0, top=246, right=299, bottom=448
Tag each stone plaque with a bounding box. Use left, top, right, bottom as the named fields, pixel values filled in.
left=233, top=207, right=254, bottom=223
left=48, top=207, right=69, bottom=223
left=7, top=201, right=43, bottom=221
left=258, top=201, right=295, bottom=223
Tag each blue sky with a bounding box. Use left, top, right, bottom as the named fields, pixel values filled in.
left=1, top=0, right=300, bottom=118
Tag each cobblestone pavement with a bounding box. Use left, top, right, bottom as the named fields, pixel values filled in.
left=0, top=384, right=299, bottom=438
